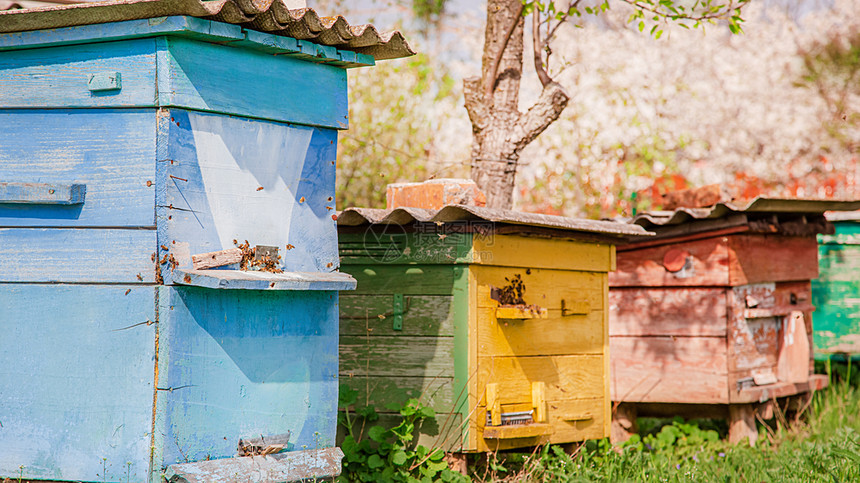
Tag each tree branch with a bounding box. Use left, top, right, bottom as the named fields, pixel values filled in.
left=511, top=81, right=570, bottom=152
left=484, top=2, right=525, bottom=100
left=464, top=76, right=490, bottom=132
left=544, top=0, right=582, bottom=46
left=620, top=0, right=746, bottom=22
left=532, top=10, right=552, bottom=88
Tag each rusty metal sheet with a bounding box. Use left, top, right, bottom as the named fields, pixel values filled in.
left=0, top=0, right=415, bottom=60
left=165, top=446, right=344, bottom=483
left=338, top=205, right=652, bottom=239
left=633, top=197, right=860, bottom=228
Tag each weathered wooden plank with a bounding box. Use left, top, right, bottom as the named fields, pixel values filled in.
left=729, top=374, right=828, bottom=404
left=165, top=447, right=344, bottom=483
left=0, top=285, right=155, bottom=482
left=476, top=355, right=606, bottom=403
left=477, top=398, right=607, bottom=452
left=473, top=265, right=605, bottom=356
left=173, top=269, right=356, bottom=291
left=0, top=228, right=156, bottom=283
left=192, top=247, right=242, bottom=269
left=339, top=336, right=455, bottom=378
left=609, top=287, right=728, bottom=336
left=0, top=38, right=157, bottom=107
left=161, top=37, right=348, bottom=128
left=156, top=109, right=339, bottom=281
left=471, top=234, right=614, bottom=272
left=611, top=235, right=730, bottom=287
left=338, top=375, right=457, bottom=414
left=0, top=182, right=85, bottom=205
left=728, top=235, right=819, bottom=285
left=340, top=295, right=455, bottom=336
left=816, top=243, right=860, bottom=283
left=477, top=309, right=604, bottom=356
left=158, top=286, right=340, bottom=465
left=0, top=16, right=242, bottom=52
left=340, top=264, right=457, bottom=295
left=474, top=266, right=604, bottom=310
left=338, top=231, right=473, bottom=266
left=0, top=109, right=156, bottom=227
left=812, top=279, right=860, bottom=355
left=610, top=336, right=728, bottom=404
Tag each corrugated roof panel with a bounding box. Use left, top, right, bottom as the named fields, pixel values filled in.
left=338, top=205, right=652, bottom=239
left=0, top=0, right=415, bottom=60
left=632, top=197, right=860, bottom=228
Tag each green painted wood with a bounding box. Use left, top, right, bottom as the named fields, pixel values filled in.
left=340, top=295, right=455, bottom=336
left=338, top=232, right=473, bottom=265
left=339, top=335, right=455, bottom=378
left=0, top=228, right=156, bottom=283
left=338, top=375, right=456, bottom=414
left=160, top=37, right=348, bottom=129
left=451, top=265, right=471, bottom=446
left=814, top=220, right=860, bottom=358
left=341, top=264, right=457, bottom=296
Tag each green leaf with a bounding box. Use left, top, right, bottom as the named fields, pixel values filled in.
left=368, top=454, right=385, bottom=469
left=638, top=21, right=645, bottom=32
left=655, top=29, right=664, bottom=39
left=390, top=450, right=408, bottom=466
left=429, top=448, right=445, bottom=462
left=368, top=425, right=388, bottom=443
left=419, top=406, right=436, bottom=419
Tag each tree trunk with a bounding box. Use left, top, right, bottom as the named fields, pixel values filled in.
left=465, top=0, right=570, bottom=209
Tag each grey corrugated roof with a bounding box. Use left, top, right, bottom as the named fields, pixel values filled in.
left=0, top=0, right=415, bottom=60
left=632, top=197, right=860, bottom=229
left=338, top=205, right=652, bottom=239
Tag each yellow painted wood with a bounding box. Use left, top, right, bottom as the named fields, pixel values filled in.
left=474, top=267, right=604, bottom=310
left=610, top=244, right=616, bottom=272
left=467, top=265, right=480, bottom=452
left=562, top=300, right=590, bottom=316
left=471, top=235, right=613, bottom=272
left=477, top=309, right=604, bottom=357
left=486, top=383, right=501, bottom=426
left=532, top=382, right=546, bottom=423
left=476, top=355, right=606, bottom=403
left=496, top=306, right=548, bottom=319
left=482, top=423, right=551, bottom=440
left=477, top=398, right=606, bottom=452
left=602, top=273, right=611, bottom=437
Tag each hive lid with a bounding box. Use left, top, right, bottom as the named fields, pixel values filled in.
left=632, top=197, right=860, bottom=229
left=0, top=0, right=415, bottom=60
left=338, top=204, right=652, bottom=240
left=173, top=268, right=356, bottom=290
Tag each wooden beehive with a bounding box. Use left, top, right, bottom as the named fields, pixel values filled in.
left=813, top=212, right=860, bottom=358
left=609, top=198, right=860, bottom=445
left=336, top=184, right=648, bottom=453
left=0, top=6, right=411, bottom=481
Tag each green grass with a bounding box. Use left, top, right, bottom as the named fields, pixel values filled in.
left=468, top=361, right=860, bottom=482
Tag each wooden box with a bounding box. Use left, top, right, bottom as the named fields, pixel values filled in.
left=0, top=13, right=398, bottom=482
left=813, top=213, right=860, bottom=357
left=337, top=206, right=647, bottom=452
left=607, top=202, right=857, bottom=444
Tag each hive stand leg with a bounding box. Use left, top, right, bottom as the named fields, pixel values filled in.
left=610, top=403, right=638, bottom=444
left=728, top=404, right=758, bottom=446
left=444, top=452, right=469, bottom=475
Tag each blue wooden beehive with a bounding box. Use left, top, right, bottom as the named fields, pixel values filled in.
left=0, top=2, right=412, bottom=481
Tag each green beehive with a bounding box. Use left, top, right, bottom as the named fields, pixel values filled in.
left=813, top=212, right=860, bottom=359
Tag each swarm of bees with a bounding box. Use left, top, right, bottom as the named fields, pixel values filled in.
left=233, top=239, right=283, bottom=273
